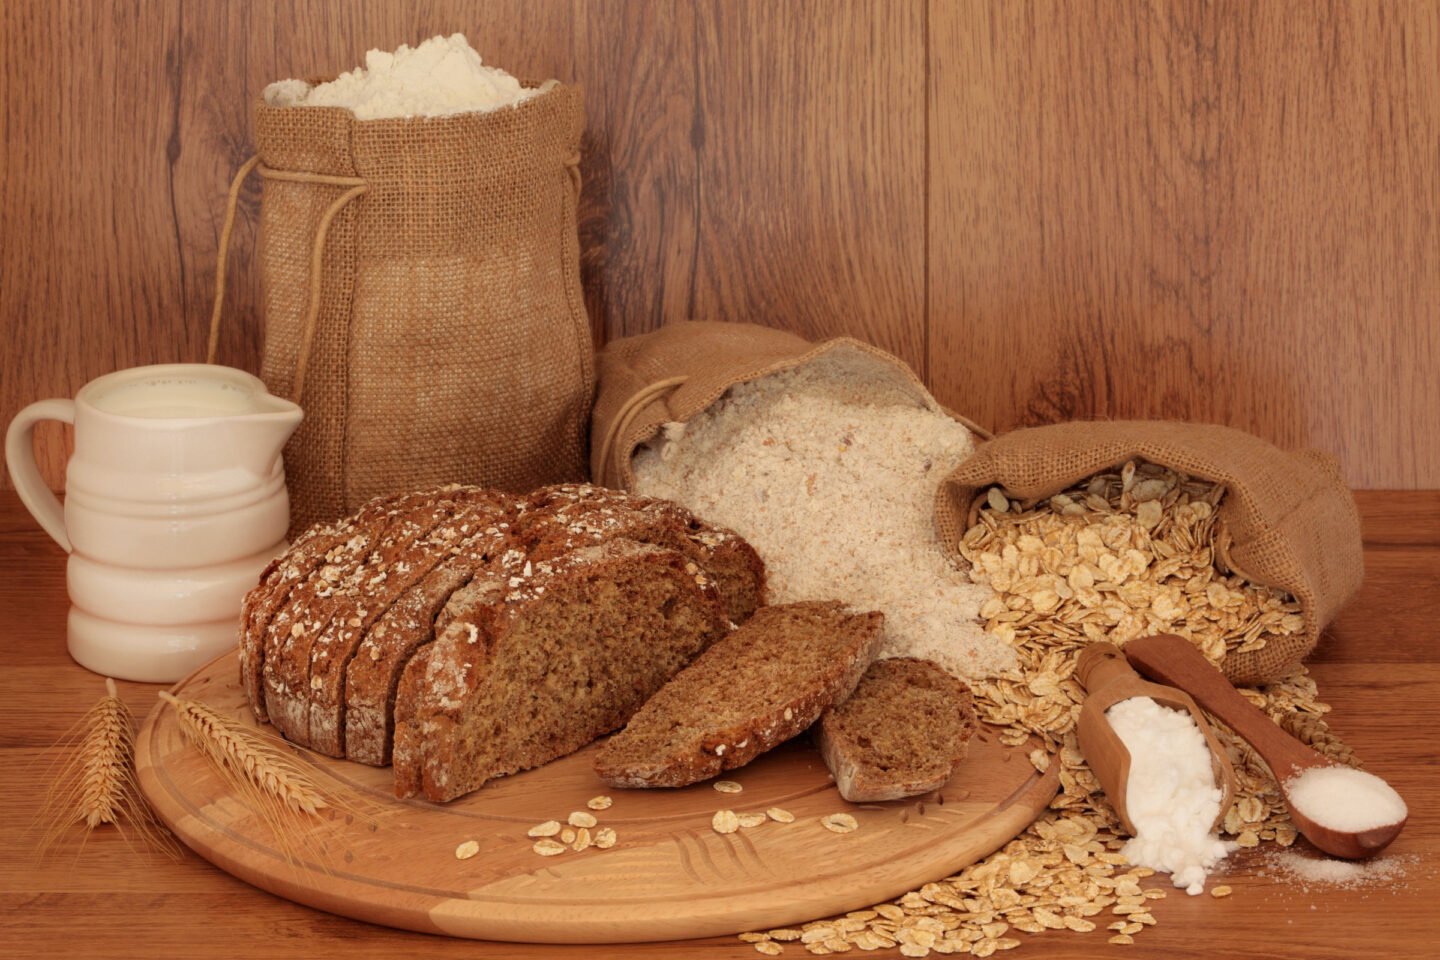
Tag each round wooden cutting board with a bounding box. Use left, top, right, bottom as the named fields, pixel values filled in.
left=136, top=652, right=1059, bottom=944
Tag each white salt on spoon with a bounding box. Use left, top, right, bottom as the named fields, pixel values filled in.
left=1124, top=634, right=1409, bottom=859
left=1284, top=766, right=1408, bottom=833
left=1074, top=643, right=1239, bottom=895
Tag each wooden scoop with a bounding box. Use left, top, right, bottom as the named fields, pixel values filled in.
left=1075, top=643, right=1238, bottom=837
left=1123, top=633, right=1408, bottom=859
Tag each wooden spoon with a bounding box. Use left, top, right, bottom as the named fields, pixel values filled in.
left=1123, top=633, right=1408, bottom=859
left=1074, top=643, right=1238, bottom=837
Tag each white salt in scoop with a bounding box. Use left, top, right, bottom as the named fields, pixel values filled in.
left=1074, top=643, right=1238, bottom=895
left=1124, top=633, right=1409, bottom=860
left=1285, top=766, right=1408, bottom=833
left=1107, top=697, right=1230, bottom=894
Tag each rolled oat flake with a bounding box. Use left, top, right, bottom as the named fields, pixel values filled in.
left=1284, top=766, right=1407, bottom=833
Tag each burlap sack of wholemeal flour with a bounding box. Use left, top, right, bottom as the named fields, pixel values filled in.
left=934, top=422, right=1364, bottom=685
left=253, top=83, right=593, bottom=535
left=591, top=321, right=991, bottom=489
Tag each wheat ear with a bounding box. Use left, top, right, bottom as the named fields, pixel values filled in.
left=35, top=678, right=178, bottom=859
left=81, top=677, right=129, bottom=826
left=158, top=691, right=329, bottom=815
left=158, top=691, right=378, bottom=871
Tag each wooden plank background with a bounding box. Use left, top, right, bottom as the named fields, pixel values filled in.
left=2, top=0, right=1436, bottom=492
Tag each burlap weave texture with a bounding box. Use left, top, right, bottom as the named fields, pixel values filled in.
left=255, top=84, right=593, bottom=535
left=591, top=321, right=985, bottom=489
left=934, top=421, right=1365, bottom=684
left=596, top=325, right=1362, bottom=686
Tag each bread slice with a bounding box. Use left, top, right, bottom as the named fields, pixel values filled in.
left=305, top=489, right=517, bottom=756
left=343, top=512, right=516, bottom=766
left=240, top=496, right=401, bottom=722
left=520, top=483, right=766, bottom=624
left=593, top=601, right=884, bottom=789
left=391, top=539, right=728, bottom=802
left=262, top=493, right=462, bottom=747
left=814, top=657, right=977, bottom=802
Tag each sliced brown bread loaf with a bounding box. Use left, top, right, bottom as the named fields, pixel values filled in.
left=252, top=493, right=426, bottom=733
left=242, top=483, right=768, bottom=798
left=245, top=488, right=478, bottom=725
left=240, top=501, right=392, bottom=722
left=813, top=657, right=977, bottom=802
left=520, top=483, right=766, bottom=623
left=343, top=508, right=518, bottom=765
left=263, top=500, right=448, bottom=748
left=593, top=601, right=885, bottom=789
left=392, top=539, right=728, bottom=801
left=304, top=489, right=516, bottom=756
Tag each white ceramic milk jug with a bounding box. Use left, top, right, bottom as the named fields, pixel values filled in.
left=5, top=364, right=303, bottom=682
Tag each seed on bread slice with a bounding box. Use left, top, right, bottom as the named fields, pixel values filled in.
left=814, top=657, right=977, bottom=802
left=342, top=519, right=514, bottom=767
left=594, top=601, right=884, bottom=789
left=520, top=483, right=767, bottom=624
left=392, top=539, right=729, bottom=802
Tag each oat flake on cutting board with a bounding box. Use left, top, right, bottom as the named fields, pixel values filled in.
left=632, top=348, right=1012, bottom=680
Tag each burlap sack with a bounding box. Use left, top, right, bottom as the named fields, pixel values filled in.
left=591, top=321, right=990, bottom=488
left=934, top=422, right=1364, bottom=684
left=249, top=83, right=593, bottom=534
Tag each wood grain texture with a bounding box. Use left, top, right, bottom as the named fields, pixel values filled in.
left=688, top=0, right=928, bottom=370
left=2, top=0, right=1437, bottom=497
left=135, top=657, right=1055, bottom=943
left=3, top=490, right=1439, bottom=959
left=928, top=0, right=1440, bottom=487
left=575, top=0, right=697, bottom=342
left=1, top=0, right=185, bottom=490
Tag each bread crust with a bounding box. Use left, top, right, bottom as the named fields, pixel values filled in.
left=520, top=483, right=767, bottom=623
left=393, top=539, right=728, bottom=801
left=305, top=490, right=516, bottom=756
left=342, top=521, right=513, bottom=765
left=814, top=657, right=977, bottom=803
left=240, top=484, right=763, bottom=802
left=240, top=510, right=369, bottom=722
left=593, top=602, right=885, bottom=789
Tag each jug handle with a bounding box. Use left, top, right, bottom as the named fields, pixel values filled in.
left=4, top=399, right=74, bottom=552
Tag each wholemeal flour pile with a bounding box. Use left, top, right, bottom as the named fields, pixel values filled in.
left=633, top=351, right=1012, bottom=679
left=264, top=34, right=544, bottom=119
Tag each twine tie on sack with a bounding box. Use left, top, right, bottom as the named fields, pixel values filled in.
left=212, top=86, right=594, bottom=534
left=205, top=156, right=368, bottom=404
left=564, top=151, right=582, bottom=197
left=595, top=376, right=688, bottom=488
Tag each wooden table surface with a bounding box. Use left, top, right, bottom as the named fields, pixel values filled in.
left=2, top=489, right=1435, bottom=959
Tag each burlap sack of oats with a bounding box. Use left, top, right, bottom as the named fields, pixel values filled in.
left=591, top=321, right=990, bottom=489
left=934, top=421, right=1364, bottom=684
left=240, top=83, right=592, bottom=535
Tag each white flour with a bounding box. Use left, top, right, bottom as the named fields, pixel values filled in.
left=264, top=34, right=545, bottom=120
left=632, top=347, right=1011, bottom=680
left=1106, top=696, right=1229, bottom=895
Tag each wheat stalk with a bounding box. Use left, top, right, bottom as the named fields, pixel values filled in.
left=35, top=678, right=178, bottom=859
left=80, top=677, right=129, bottom=826
left=158, top=691, right=329, bottom=815
left=157, top=691, right=379, bottom=870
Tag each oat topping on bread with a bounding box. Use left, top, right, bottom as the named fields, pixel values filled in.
left=237, top=483, right=765, bottom=802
